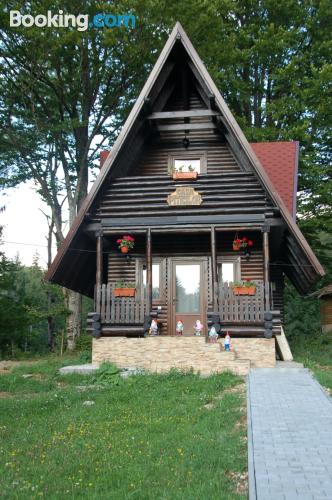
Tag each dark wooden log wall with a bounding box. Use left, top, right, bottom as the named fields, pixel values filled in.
left=321, top=298, right=332, bottom=331
left=107, top=254, right=136, bottom=285
left=95, top=87, right=284, bottom=326
left=133, top=91, right=242, bottom=177
left=91, top=87, right=275, bottom=223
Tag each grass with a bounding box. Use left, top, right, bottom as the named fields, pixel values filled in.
left=0, top=357, right=247, bottom=499
left=290, top=333, right=332, bottom=394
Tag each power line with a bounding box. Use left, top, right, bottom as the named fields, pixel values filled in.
left=1, top=239, right=322, bottom=269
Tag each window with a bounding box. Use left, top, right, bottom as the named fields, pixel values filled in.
left=142, top=263, right=161, bottom=299
left=218, top=258, right=240, bottom=284
left=168, top=152, right=207, bottom=174
left=174, top=158, right=201, bottom=173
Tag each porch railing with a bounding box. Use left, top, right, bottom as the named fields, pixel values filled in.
left=218, top=281, right=265, bottom=323
left=95, top=284, right=147, bottom=324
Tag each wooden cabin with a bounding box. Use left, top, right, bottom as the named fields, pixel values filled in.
left=309, top=285, right=332, bottom=334
left=46, top=23, right=324, bottom=374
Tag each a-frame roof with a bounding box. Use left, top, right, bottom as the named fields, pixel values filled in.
left=46, top=22, right=325, bottom=294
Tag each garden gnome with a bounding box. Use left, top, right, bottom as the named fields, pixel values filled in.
left=176, top=320, right=184, bottom=336
left=194, top=320, right=204, bottom=336
left=209, top=326, right=218, bottom=338
left=149, top=319, right=158, bottom=336
left=224, top=332, right=231, bottom=351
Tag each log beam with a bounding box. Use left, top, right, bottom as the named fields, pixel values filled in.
left=262, top=226, right=270, bottom=311
left=211, top=225, right=218, bottom=311
left=146, top=228, right=153, bottom=314
left=96, top=230, right=103, bottom=288
left=148, top=109, right=218, bottom=120
left=156, top=122, right=217, bottom=132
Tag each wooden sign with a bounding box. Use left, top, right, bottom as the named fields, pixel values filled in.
left=167, top=187, right=202, bottom=206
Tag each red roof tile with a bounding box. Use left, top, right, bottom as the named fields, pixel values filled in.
left=250, top=141, right=299, bottom=218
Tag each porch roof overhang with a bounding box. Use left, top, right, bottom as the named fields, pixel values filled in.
left=100, top=214, right=266, bottom=228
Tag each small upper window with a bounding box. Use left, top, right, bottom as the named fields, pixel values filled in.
left=174, top=158, right=201, bottom=173
left=168, top=153, right=207, bottom=175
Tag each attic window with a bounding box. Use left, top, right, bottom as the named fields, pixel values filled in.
left=168, top=152, right=207, bottom=174
left=174, top=158, right=201, bottom=173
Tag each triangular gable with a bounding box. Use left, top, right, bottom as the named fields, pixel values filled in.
left=46, top=22, right=324, bottom=291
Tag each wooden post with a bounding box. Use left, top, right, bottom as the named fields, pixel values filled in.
left=96, top=230, right=103, bottom=289
left=262, top=226, right=270, bottom=311
left=146, top=228, right=152, bottom=314
left=211, top=225, right=218, bottom=311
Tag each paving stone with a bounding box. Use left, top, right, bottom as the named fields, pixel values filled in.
left=248, top=368, right=332, bottom=499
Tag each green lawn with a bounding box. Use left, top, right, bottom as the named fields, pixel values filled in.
left=0, top=358, right=247, bottom=499
left=290, top=334, right=332, bottom=394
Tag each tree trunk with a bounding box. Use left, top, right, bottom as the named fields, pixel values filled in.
left=65, top=289, right=82, bottom=351
left=47, top=314, right=56, bottom=352
left=45, top=215, right=57, bottom=352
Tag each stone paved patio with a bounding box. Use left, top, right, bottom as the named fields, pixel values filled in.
left=248, top=367, right=332, bottom=499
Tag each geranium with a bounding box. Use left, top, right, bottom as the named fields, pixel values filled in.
left=233, top=235, right=254, bottom=250
left=117, top=235, right=135, bottom=250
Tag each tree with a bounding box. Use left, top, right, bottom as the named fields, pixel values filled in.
left=0, top=0, right=168, bottom=348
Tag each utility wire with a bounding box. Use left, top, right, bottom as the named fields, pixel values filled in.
left=2, top=240, right=322, bottom=269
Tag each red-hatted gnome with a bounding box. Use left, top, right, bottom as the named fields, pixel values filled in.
left=176, top=320, right=184, bottom=335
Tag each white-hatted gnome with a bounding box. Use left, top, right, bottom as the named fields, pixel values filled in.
left=149, top=319, right=158, bottom=336
left=176, top=320, right=184, bottom=335
left=194, top=320, right=204, bottom=336
left=224, top=332, right=231, bottom=351
left=208, top=325, right=219, bottom=340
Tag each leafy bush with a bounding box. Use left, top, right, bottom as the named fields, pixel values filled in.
left=92, top=362, right=122, bottom=386
left=284, top=279, right=320, bottom=340
left=75, top=333, right=92, bottom=351
left=79, top=350, right=92, bottom=363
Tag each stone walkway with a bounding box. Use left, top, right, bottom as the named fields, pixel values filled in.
left=248, top=367, right=332, bottom=500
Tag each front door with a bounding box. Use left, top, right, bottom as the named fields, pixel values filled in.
left=171, top=259, right=205, bottom=336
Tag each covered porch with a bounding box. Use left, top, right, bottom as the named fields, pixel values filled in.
left=88, top=224, right=282, bottom=338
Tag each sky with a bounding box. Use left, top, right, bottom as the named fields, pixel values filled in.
left=1, top=180, right=61, bottom=269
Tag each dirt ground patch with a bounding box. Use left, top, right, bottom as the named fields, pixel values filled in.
left=0, top=360, right=40, bottom=375
left=225, top=470, right=248, bottom=495
left=223, top=382, right=246, bottom=395
left=0, top=392, right=13, bottom=399
left=203, top=382, right=247, bottom=411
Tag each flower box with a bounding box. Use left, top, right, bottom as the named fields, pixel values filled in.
left=232, top=286, right=256, bottom=296
left=113, top=288, right=136, bottom=297
left=172, top=171, right=198, bottom=181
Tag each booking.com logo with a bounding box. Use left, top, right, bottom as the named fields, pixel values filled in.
left=9, top=10, right=136, bottom=31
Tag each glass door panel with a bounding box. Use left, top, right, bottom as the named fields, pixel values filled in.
left=173, top=261, right=204, bottom=336
left=175, top=264, right=200, bottom=313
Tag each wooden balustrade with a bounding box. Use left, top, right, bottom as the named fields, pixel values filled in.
left=95, top=281, right=266, bottom=328
left=95, top=284, right=147, bottom=324
left=218, top=281, right=265, bottom=323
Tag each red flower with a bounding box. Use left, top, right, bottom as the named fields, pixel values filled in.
left=235, top=238, right=242, bottom=244
left=242, top=236, right=248, bottom=242
left=248, top=240, right=253, bottom=247
left=116, top=239, right=122, bottom=244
